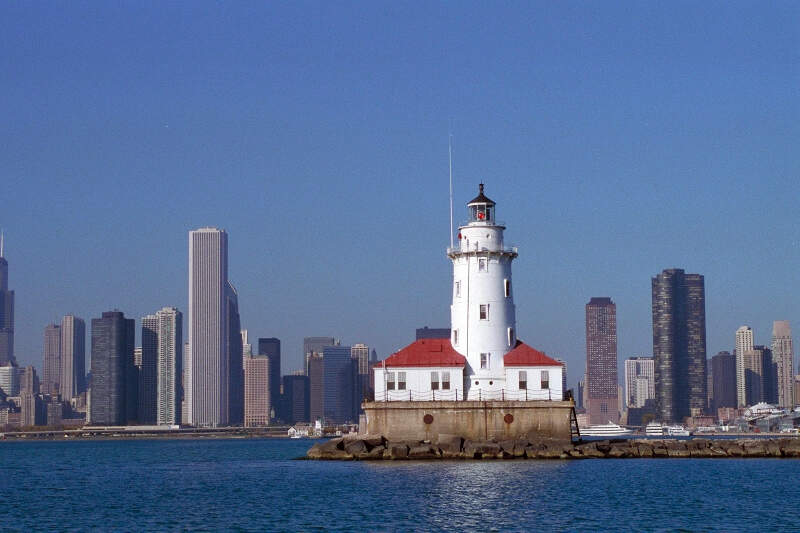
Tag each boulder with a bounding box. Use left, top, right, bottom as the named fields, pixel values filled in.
left=344, top=439, right=368, bottom=456
left=637, top=445, right=654, bottom=457
left=408, top=445, right=437, bottom=459
left=463, top=440, right=502, bottom=459
left=307, top=438, right=349, bottom=459
left=780, top=439, right=800, bottom=457
left=387, top=443, right=409, bottom=459
left=498, top=440, right=516, bottom=458
left=574, top=442, right=606, bottom=458
left=607, top=445, right=630, bottom=458
left=436, top=434, right=463, bottom=458
left=357, top=445, right=386, bottom=460
left=361, top=435, right=386, bottom=449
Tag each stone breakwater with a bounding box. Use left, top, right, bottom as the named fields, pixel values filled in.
left=306, top=435, right=800, bottom=460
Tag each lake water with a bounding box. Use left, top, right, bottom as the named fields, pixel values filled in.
left=4, top=438, right=800, bottom=531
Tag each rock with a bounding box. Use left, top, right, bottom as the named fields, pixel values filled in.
left=307, top=438, right=349, bottom=459
left=408, top=445, right=437, bottom=459
left=607, top=445, right=630, bottom=458
left=726, top=444, right=745, bottom=457
left=387, top=443, right=409, bottom=459
left=361, top=435, right=385, bottom=449
left=765, top=441, right=782, bottom=457
left=356, top=446, right=386, bottom=460
left=637, top=445, right=654, bottom=457
left=344, top=439, right=368, bottom=455
left=463, top=440, right=502, bottom=459
left=512, top=439, right=529, bottom=458
left=574, top=442, right=605, bottom=458
left=780, top=439, right=800, bottom=457
left=498, top=440, right=516, bottom=458
left=436, top=435, right=463, bottom=458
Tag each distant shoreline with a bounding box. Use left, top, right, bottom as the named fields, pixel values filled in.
left=0, top=426, right=322, bottom=442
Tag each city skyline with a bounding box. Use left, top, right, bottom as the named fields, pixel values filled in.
left=2, top=3, right=799, bottom=386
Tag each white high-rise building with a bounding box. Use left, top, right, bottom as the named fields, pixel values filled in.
left=188, top=228, right=229, bottom=427
left=449, top=184, right=518, bottom=396
left=624, top=357, right=654, bottom=408
left=772, top=321, right=794, bottom=409
left=144, top=307, right=183, bottom=425
left=735, top=326, right=754, bottom=407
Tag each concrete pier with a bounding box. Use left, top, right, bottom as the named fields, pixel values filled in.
left=362, top=400, right=575, bottom=442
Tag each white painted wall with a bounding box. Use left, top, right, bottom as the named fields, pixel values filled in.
left=503, top=366, right=563, bottom=401
left=374, top=366, right=465, bottom=402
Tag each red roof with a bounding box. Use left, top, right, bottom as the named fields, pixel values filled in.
left=376, top=339, right=466, bottom=368
left=503, top=340, right=561, bottom=367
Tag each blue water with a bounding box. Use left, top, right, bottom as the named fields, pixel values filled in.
left=4, top=438, right=800, bottom=532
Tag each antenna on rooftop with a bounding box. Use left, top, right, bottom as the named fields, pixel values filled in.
left=0, top=229, right=4, bottom=258
left=448, top=132, right=454, bottom=249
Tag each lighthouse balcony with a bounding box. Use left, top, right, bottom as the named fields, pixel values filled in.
left=447, top=245, right=518, bottom=258
left=375, top=388, right=563, bottom=402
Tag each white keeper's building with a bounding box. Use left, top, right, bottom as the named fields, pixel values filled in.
left=374, top=184, right=563, bottom=402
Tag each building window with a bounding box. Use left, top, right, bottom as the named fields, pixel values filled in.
left=398, top=372, right=407, bottom=390
left=601, top=402, right=608, bottom=414
left=504, top=279, right=511, bottom=298
left=480, top=353, right=489, bottom=369
left=455, top=281, right=461, bottom=298
left=541, top=370, right=549, bottom=390
left=508, top=327, right=514, bottom=346
left=386, top=372, right=396, bottom=390
left=452, top=329, right=459, bottom=346
left=478, top=257, right=487, bottom=272
left=479, top=304, right=489, bottom=320
left=431, top=371, right=440, bottom=390
left=519, top=371, right=527, bottom=390
left=441, top=372, right=450, bottom=390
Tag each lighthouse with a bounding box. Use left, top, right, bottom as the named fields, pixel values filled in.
left=449, top=184, right=518, bottom=398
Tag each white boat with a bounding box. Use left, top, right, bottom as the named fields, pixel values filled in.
left=580, top=422, right=634, bottom=437
left=665, top=425, right=690, bottom=437
left=645, top=422, right=664, bottom=436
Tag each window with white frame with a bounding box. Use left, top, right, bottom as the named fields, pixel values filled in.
left=519, top=370, right=527, bottom=389
left=441, top=371, right=450, bottom=390
left=452, top=329, right=459, bottom=346
left=431, top=371, right=440, bottom=390
left=480, top=353, right=489, bottom=369
left=398, top=372, right=407, bottom=390
left=479, top=304, right=489, bottom=320
left=541, top=370, right=549, bottom=390
left=504, top=279, right=511, bottom=298
left=386, top=371, right=396, bottom=390
left=478, top=257, right=487, bottom=272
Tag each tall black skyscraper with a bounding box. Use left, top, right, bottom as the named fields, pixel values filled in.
left=258, top=337, right=281, bottom=420
left=0, top=234, right=15, bottom=366
left=227, top=283, right=243, bottom=425
left=90, top=311, right=135, bottom=425
left=711, top=351, right=736, bottom=411
left=652, top=269, right=707, bottom=423
left=282, top=374, right=310, bottom=424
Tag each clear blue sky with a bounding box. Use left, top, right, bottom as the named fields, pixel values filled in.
left=2, top=2, right=798, bottom=386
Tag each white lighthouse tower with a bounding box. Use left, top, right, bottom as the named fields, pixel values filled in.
left=448, top=184, right=518, bottom=398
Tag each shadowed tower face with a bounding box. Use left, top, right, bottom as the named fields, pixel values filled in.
left=772, top=321, right=794, bottom=409
left=0, top=234, right=15, bottom=366
left=652, top=269, right=707, bottom=423
left=60, top=315, right=86, bottom=401
left=585, top=297, right=618, bottom=425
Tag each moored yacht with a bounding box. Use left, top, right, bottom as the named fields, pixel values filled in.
left=645, top=421, right=664, bottom=436
left=580, top=422, right=634, bottom=437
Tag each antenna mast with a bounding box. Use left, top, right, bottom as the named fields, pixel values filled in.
left=0, top=229, right=4, bottom=257
left=448, top=134, right=454, bottom=249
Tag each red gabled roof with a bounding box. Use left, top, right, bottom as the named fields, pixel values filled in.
left=376, top=338, right=466, bottom=368
left=503, top=340, right=561, bottom=367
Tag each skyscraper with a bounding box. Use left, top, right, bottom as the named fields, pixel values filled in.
left=188, top=227, right=229, bottom=427
left=258, top=337, right=281, bottom=421
left=735, top=325, right=754, bottom=407
left=282, top=374, right=310, bottom=424
left=140, top=315, right=160, bottom=424
left=42, top=324, right=61, bottom=396
left=741, top=347, right=765, bottom=406
left=585, top=297, right=618, bottom=425
left=0, top=233, right=15, bottom=366
left=322, top=345, right=357, bottom=424
left=141, top=307, right=184, bottom=426
left=227, top=283, right=243, bottom=425
left=710, top=351, right=736, bottom=411
left=303, top=337, right=337, bottom=375
left=351, top=343, right=370, bottom=408
left=624, top=357, right=655, bottom=408
left=771, top=321, right=794, bottom=409
left=244, top=355, right=270, bottom=427
left=89, top=311, right=135, bottom=425
left=59, top=315, right=86, bottom=401
left=652, top=269, right=707, bottom=423
left=308, top=352, right=324, bottom=422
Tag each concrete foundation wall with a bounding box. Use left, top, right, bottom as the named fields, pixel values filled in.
left=363, top=400, right=574, bottom=442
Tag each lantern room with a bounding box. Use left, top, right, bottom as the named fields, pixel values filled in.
left=467, top=183, right=496, bottom=223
